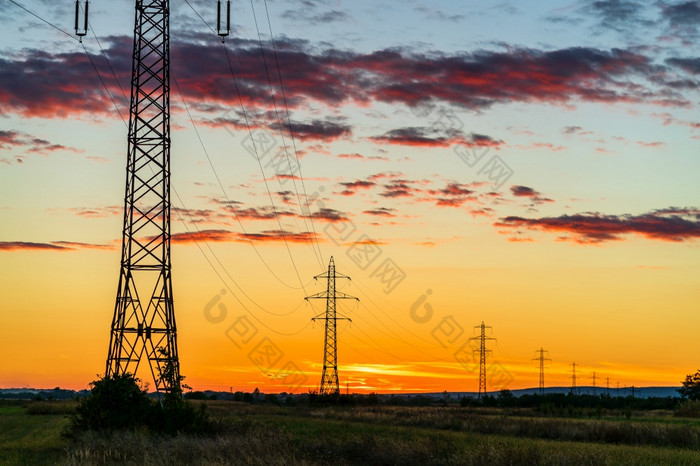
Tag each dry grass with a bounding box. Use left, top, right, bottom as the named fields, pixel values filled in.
left=26, top=401, right=78, bottom=416
left=301, top=405, right=700, bottom=449
left=59, top=403, right=700, bottom=465
left=3, top=400, right=699, bottom=465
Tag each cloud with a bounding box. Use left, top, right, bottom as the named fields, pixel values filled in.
left=231, top=207, right=294, bottom=221
left=363, top=207, right=397, bottom=217
left=271, top=119, right=351, bottom=141
left=282, top=9, right=351, bottom=25
left=276, top=191, right=294, bottom=205
left=0, top=46, right=127, bottom=118
left=370, top=127, right=504, bottom=148
left=70, top=206, right=122, bottom=218
left=582, top=0, right=654, bottom=33
left=495, top=207, right=700, bottom=243
left=380, top=179, right=421, bottom=198
left=0, top=36, right=688, bottom=120
left=336, top=152, right=390, bottom=162
left=666, top=57, right=700, bottom=74
left=464, top=133, right=505, bottom=147
left=339, top=179, right=376, bottom=196
left=0, top=130, right=81, bottom=155
left=563, top=125, right=583, bottom=134
left=237, top=230, right=319, bottom=243
left=0, top=240, right=113, bottom=251
left=337, top=153, right=364, bottom=160
left=51, top=241, right=115, bottom=250
left=308, top=208, right=349, bottom=223
left=170, top=229, right=235, bottom=243
left=414, top=6, right=465, bottom=22
left=511, top=186, right=538, bottom=197
left=510, top=185, right=554, bottom=204
left=0, top=241, right=70, bottom=251
left=660, top=1, right=700, bottom=40
left=348, top=238, right=387, bottom=246
left=428, top=182, right=476, bottom=207
left=515, top=142, right=566, bottom=151
left=169, top=228, right=320, bottom=244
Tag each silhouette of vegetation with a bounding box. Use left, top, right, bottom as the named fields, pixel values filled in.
left=679, top=369, right=700, bottom=401
left=69, top=357, right=213, bottom=436
left=70, top=373, right=152, bottom=433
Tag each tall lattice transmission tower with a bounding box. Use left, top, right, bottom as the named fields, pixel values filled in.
left=470, top=321, right=496, bottom=398
left=533, top=347, right=551, bottom=395
left=305, top=257, right=357, bottom=395
left=105, top=0, right=180, bottom=394
left=570, top=362, right=577, bottom=395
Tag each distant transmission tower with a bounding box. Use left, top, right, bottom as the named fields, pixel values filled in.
left=470, top=322, right=496, bottom=398
left=570, top=362, right=577, bottom=395
left=591, top=371, right=597, bottom=395
left=105, top=0, right=181, bottom=394
left=533, top=347, right=551, bottom=395
left=305, top=257, right=357, bottom=395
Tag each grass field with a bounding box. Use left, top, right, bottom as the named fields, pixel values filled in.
left=1, top=400, right=699, bottom=465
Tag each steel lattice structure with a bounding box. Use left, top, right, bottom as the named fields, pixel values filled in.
left=306, top=257, right=357, bottom=395
left=533, top=347, right=551, bottom=395
left=106, top=0, right=180, bottom=394
left=470, top=321, right=495, bottom=398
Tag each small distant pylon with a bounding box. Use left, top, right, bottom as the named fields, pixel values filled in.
left=470, top=322, right=495, bottom=398
left=570, top=362, right=577, bottom=395
left=533, top=347, right=551, bottom=395
left=305, top=257, right=357, bottom=395
left=591, top=371, right=597, bottom=396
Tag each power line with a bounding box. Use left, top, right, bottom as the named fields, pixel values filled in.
left=170, top=71, right=309, bottom=295
left=220, top=43, right=310, bottom=293
left=250, top=0, right=324, bottom=266
left=183, top=0, right=324, bottom=285
left=8, top=0, right=77, bottom=41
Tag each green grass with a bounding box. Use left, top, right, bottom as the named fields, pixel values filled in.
left=62, top=411, right=700, bottom=465
left=2, top=401, right=700, bottom=465
left=0, top=404, right=69, bottom=465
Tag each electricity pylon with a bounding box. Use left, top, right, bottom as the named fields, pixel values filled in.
left=470, top=321, right=495, bottom=398
left=105, top=0, right=180, bottom=394
left=305, top=257, right=357, bottom=395
left=533, top=347, right=551, bottom=395
left=570, top=362, right=577, bottom=395
left=591, top=371, right=597, bottom=395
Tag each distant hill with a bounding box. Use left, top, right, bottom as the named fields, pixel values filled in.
left=424, top=386, right=681, bottom=399
left=0, top=387, right=89, bottom=400
left=0, top=386, right=681, bottom=400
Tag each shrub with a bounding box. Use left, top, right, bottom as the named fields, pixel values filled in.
left=70, top=373, right=152, bottom=433
left=69, top=372, right=214, bottom=436
left=675, top=400, right=700, bottom=418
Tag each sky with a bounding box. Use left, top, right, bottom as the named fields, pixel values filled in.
left=0, top=0, right=698, bottom=394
